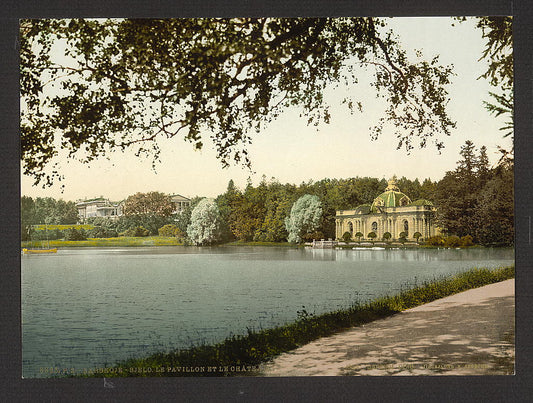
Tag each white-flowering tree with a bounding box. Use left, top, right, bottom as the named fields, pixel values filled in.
left=285, top=195, right=322, bottom=243
left=187, top=198, right=222, bottom=245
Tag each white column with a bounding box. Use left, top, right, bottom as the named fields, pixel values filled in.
left=396, top=219, right=400, bottom=238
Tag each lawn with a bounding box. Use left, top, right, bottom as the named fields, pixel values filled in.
left=22, top=236, right=183, bottom=248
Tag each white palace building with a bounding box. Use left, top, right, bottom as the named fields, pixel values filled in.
left=76, top=194, right=191, bottom=223
left=335, top=178, right=437, bottom=242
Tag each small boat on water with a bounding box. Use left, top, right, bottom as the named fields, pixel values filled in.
left=22, top=223, right=58, bottom=254
left=22, top=248, right=57, bottom=254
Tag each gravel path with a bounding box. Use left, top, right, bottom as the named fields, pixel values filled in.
left=260, top=279, right=515, bottom=376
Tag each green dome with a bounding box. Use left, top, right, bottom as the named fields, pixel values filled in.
left=371, top=178, right=411, bottom=211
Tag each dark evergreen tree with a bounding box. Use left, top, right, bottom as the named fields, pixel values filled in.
left=474, top=160, right=514, bottom=245
left=435, top=141, right=484, bottom=239
left=215, top=180, right=240, bottom=243
left=435, top=140, right=513, bottom=245
left=419, top=178, right=437, bottom=201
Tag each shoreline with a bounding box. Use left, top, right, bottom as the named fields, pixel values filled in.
left=21, top=238, right=503, bottom=249
left=70, top=265, right=514, bottom=378
left=21, top=236, right=184, bottom=248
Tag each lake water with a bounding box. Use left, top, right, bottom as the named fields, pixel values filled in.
left=21, top=246, right=514, bottom=378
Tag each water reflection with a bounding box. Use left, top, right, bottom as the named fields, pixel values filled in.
left=22, top=246, right=514, bottom=377
left=306, top=247, right=514, bottom=263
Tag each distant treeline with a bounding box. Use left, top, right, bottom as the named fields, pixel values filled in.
left=21, top=197, right=79, bottom=240
left=211, top=141, right=513, bottom=246
left=434, top=141, right=513, bottom=246
left=21, top=142, right=514, bottom=247
left=213, top=176, right=437, bottom=243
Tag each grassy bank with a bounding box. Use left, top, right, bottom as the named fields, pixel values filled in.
left=21, top=238, right=291, bottom=249
left=22, top=236, right=183, bottom=248
left=223, top=241, right=296, bottom=247
left=22, top=238, right=496, bottom=249
left=79, top=265, right=514, bottom=378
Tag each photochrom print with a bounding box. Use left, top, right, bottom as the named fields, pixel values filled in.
left=20, top=17, right=514, bottom=378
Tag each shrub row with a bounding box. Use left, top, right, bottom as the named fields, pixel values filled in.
left=30, top=227, right=118, bottom=241
left=27, top=223, right=186, bottom=241
left=341, top=231, right=416, bottom=243
left=120, top=226, right=150, bottom=237
left=425, top=235, right=474, bottom=247
left=86, top=215, right=176, bottom=237
left=158, top=224, right=185, bottom=239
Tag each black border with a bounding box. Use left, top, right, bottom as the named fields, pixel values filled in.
left=2, top=1, right=532, bottom=401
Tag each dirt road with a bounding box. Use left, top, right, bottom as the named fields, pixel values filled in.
left=260, top=279, right=515, bottom=376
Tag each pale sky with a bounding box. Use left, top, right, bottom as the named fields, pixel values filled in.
left=21, top=17, right=512, bottom=202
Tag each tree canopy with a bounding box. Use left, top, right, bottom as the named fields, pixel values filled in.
left=434, top=140, right=513, bottom=245
left=215, top=175, right=435, bottom=242
left=474, top=17, right=513, bottom=140
left=187, top=198, right=222, bottom=245
left=122, top=191, right=174, bottom=217
left=450, top=16, right=513, bottom=157
left=21, top=195, right=79, bottom=240
left=285, top=194, right=323, bottom=243
left=21, top=195, right=78, bottom=226
left=21, top=17, right=457, bottom=186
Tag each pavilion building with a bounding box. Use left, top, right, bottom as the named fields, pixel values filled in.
left=335, top=178, right=437, bottom=242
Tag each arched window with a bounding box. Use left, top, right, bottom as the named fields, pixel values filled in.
left=403, top=220, right=409, bottom=235
left=348, top=222, right=353, bottom=234
left=372, top=222, right=378, bottom=231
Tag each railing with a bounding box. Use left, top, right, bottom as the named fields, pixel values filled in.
left=311, top=239, right=338, bottom=248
